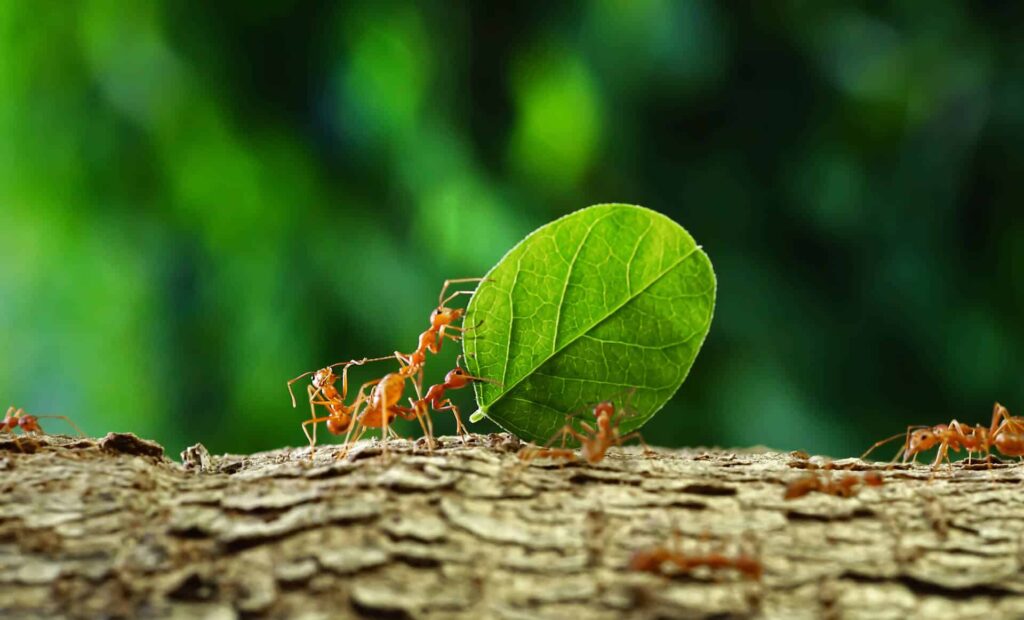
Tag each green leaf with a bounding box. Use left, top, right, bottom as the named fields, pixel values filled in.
left=463, top=203, right=716, bottom=443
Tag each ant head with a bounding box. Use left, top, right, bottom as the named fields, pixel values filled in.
left=906, top=427, right=939, bottom=455
left=312, top=368, right=336, bottom=388
left=593, top=401, right=615, bottom=419
left=17, top=415, right=39, bottom=432
left=445, top=366, right=468, bottom=384
left=431, top=306, right=464, bottom=327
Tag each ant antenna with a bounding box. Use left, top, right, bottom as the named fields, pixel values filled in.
left=861, top=427, right=926, bottom=461
left=287, top=371, right=315, bottom=407
left=327, top=355, right=394, bottom=370
left=34, top=415, right=85, bottom=437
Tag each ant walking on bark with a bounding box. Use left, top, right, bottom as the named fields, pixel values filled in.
left=518, top=392, right=654, bottom=466
left=286, top=356, right=394, bottom=454
left=2, top=406, right=83, bottom=451
left=629, top=533, right=762, bottom=581
left=861, top=402, right=1024, bottom=468
left=784, top=464, right=884, bottom=500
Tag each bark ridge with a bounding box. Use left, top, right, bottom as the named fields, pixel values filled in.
left=2, top=432, right=1023, bottom=619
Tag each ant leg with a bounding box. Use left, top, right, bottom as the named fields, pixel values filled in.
left=523, top=447, right=577, bottom=462
left=518, top=424, right=576, bottom=464
left=395, top=403, right=435, bottom=449
left=380, top=409, right=392, bottom=461
left=338, top=361, right=357, bottom=402
left=411, top=400, right=435, bottom=450
left=437, top=326, right=462, bottom=345
left=430, top=400, right=469, bottom=441
left=337, top=425, right=368, bottom=460
left=438, top=278, right=487, bottom=306
left=287, top=371, right=314, bottom=407
left=302, top=415, right=334, bottom=455
left=356, top=378, right=384, bottom=401
left=618, top=431, right=655, bottom=456
left=340, top=405, right=369, bottom=454
left=439, top=290, right=476, bottom=308
left=990, top=403, right=1019, bottom=436
left=306, top=385, right=321, bottom=451
left=928, top=441, right=952, bottom=480
left=411, top=405, right=434, bottom=450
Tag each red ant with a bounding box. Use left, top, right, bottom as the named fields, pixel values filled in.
left=395, top=278, right=485, bottom=388
left=861, top=402, right=1024, bottom=468
left=518, top=394, right=653, bottom=465
left=336, top=350, right=502, bottom=457
left=784, top=468, right=884, bottom=500
left=630, top=539, right=762, bottom=581
left=408, top=355, right=500, bottom=437
left=286, top=356, right=393, bottom=454
left=334, top=366, right=439, bottom=458
left=2, top=406, right=83, bottom=445
left=288, top=278, right=490, bottom=458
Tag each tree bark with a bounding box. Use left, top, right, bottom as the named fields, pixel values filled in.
left=2, top=432, right=1023, bottom=619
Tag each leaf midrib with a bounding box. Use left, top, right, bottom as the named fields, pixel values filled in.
left=481, top=244, right=704, bottom=411
left=551, top=211, right=614, bottom=354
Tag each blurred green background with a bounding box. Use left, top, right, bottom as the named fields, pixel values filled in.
left=2, top=1, right=1021, bottom=459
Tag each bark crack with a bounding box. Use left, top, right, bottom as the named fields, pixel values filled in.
left=4, top=433, right=1024, bottom=619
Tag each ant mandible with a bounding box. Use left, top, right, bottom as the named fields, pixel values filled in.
left=518, top=395, right=653, bottom=466
left=2, top=406, right=83, bottom=440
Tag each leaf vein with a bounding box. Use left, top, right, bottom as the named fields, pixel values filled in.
left=532, top=372, right=675, bottom=392
left=551, top=212, right=613, bottom=354
left=491, top=245, right=702, bottom=409
left=624, top=219, right=653, bottom=296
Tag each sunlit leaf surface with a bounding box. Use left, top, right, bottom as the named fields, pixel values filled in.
left=464, top=204, right=716, bottom=443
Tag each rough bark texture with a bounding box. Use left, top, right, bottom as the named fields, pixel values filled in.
left=2, top=432, right=1024, bottom=619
